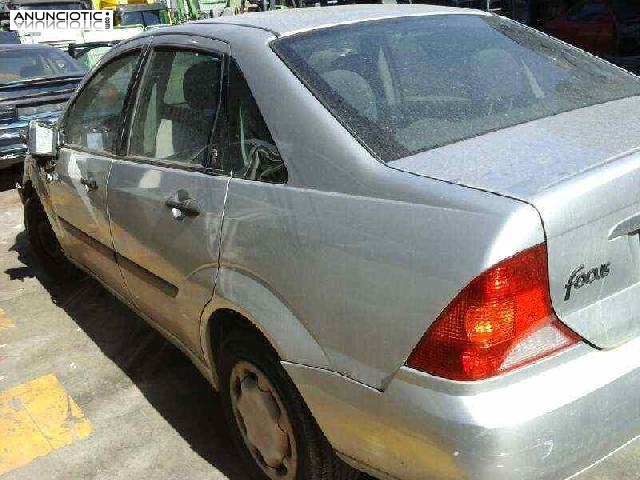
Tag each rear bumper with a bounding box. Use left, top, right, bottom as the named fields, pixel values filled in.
left=284, top=337, right=640, bottom=480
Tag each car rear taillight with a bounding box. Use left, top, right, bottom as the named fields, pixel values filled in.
left=406, top=244, right=581, bottom=381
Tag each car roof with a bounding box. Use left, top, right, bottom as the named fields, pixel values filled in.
left=195, top=4, right=488, bottom=37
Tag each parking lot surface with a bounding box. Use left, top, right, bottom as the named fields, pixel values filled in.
left=0, top=173, right=638, bottom=480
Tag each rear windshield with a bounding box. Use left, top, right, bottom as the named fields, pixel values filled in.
left=273, top=14, right=640, bottom=161
left=0, top=48, right=85, bottom=84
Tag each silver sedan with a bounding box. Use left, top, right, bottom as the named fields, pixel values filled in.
left=21, top=5, right=640, bottom=480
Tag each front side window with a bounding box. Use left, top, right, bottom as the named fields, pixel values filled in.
left=64, top=52, right=139, bottom=153
left=219, top=61, right=286, bottom=184
left=128, top=49, right=221, bottom=165
left=273, top=15, right=640, bottom=162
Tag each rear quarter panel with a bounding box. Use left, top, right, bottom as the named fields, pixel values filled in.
left=209, top=26, right=547, bottom=389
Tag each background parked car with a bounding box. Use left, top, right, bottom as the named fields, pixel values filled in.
left=68, top=40, right=121, bottom=70
left=1, top=44, right=85, bottom=170
left=545, top=0, right=640, bottom=71
left=0, top=30, right=20, bottom=44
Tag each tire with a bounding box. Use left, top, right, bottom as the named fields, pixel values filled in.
left=219, top=329, right=360, bottom=480
left=24, top=196, right=82, bottom=281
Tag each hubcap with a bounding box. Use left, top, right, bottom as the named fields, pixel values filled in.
left=230, top=361, right=297, bottom=479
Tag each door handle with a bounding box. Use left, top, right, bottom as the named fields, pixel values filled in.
left=165, top=197, right=200, bottom=217
left=80, top=177, right=98, bottom=191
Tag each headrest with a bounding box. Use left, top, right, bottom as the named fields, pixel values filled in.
left=183, top=60, right=219, bottom=111
left=322, top=69, right=377, bottom=121
left=331, top=53, right=374, bottom=78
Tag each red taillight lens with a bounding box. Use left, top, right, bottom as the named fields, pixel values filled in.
left=406, top=244, right=581, bottom=381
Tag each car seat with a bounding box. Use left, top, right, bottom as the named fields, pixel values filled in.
left=155, top=60, right=219, bottom=162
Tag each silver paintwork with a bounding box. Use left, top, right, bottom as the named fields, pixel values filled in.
left=390, top=95, right=640, bottom=349
left=23, top=6, right=640, bottom=480
left=285, top=337, right=640, bottom=480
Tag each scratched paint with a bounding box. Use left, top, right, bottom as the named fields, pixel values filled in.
left=0, top=309, right=15, bottom=332
left=0, top=374, right=92, bottom=475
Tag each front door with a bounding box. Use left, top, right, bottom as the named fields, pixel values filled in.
left=107, top=38, right=229, bottom=355
left=46, top=50, right=143, bottom=296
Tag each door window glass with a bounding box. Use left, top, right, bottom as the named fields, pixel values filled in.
left=128, top=49, right=221, bottom=165
left=220, top=60, right=287, bottom=184
left=64, top=52, right=139, bottom=153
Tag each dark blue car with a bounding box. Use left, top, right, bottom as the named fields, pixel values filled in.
left=1, top=44, right=85, bottom=169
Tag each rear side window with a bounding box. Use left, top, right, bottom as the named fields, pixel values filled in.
left=273, top=15, right=640, bottom=162
left=128, top=49, right=222, bottom=165
left=64, top=52, right=138, bottom=153
left=218, top=60, right=286, bottom=184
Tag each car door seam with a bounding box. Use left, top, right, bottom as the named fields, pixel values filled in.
left=213, top=173, right=233, bottom=292
left=105, top=159, right=136, bottom=307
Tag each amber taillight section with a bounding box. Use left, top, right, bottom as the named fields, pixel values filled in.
left=406, top=244, right=581, bottom=381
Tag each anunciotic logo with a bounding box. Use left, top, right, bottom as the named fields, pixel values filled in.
left=10, top=10, right=113, bottom=31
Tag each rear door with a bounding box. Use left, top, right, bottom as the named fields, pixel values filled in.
left=46, top=46, right=145, bottom=296
left=107, top=36, right=229, bottom=355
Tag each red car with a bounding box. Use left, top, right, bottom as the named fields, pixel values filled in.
left=545, top=0, right=640, bottom=61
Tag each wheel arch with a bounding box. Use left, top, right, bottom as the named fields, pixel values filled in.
left=200, top=268, right=331, bottom=389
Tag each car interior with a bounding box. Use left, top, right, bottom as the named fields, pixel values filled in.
left=129, top=50, right=221, bottom=165
left=288, top=14, right=639, bottom=159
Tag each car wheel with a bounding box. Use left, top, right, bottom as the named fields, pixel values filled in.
left=24, top=197, right=82, bottom=281
left=219, top=329, right=359, bottom=480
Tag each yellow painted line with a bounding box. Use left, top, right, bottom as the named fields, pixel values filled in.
left=0, top=309, right=15, bottom=332
left=0, top=374, right=92, bottom=476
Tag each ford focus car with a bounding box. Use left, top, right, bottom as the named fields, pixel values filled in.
left=20, top=5, right=640, bottom=480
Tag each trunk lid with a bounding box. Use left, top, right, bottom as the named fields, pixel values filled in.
left=389, top=96, right=640, bottom=349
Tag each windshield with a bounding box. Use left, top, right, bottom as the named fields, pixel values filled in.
left=120, top=9, right=164, bottom=27
left=19, top=2, right=84, bottom=8
left=273, top=14, right=640, bottom=161
left=0, top=48, right=85, bottom=84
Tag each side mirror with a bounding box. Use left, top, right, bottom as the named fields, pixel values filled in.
left=28, top=120, right=58, bottom=158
